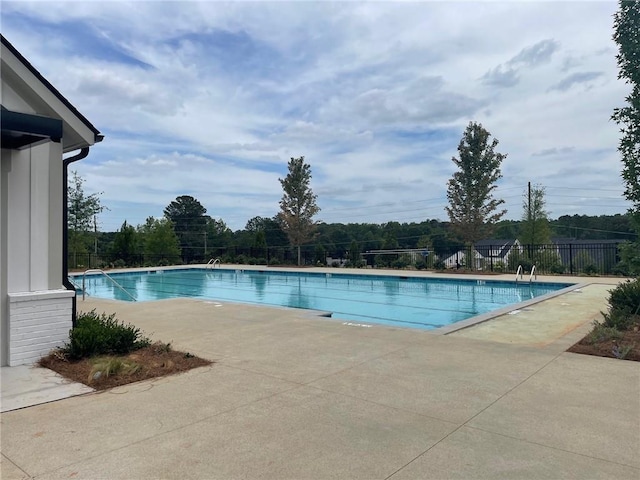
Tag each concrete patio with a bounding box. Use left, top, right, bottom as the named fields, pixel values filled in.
left=1, top=275, right=639, bottom=479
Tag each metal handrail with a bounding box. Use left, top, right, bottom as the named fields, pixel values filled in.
left=206, top=258, right=221, bottom=269
left=82, top=269, right=136, bottom=301
left=529, top=265, right=537, bottom=283
left=68, top=276, right=86, bottom=296
left=515, top=264, right=523, bottom=283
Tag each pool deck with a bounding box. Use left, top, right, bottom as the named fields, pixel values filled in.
left=1, top=269, right=638, bottom=479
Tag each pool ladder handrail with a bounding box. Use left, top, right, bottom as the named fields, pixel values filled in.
left=68, top=276, right=87, bottom=296
left=529, top=264, right=537, bottom=283
left=515, top=264, right=537, bottom=284
left=82, top=269, right=136, bottom=301
left=515, top=264, right=523, bottom=283
left=206, top=258, right=221, bottom=269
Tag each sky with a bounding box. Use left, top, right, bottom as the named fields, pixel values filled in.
left=1, top=0, right=632, bottom=232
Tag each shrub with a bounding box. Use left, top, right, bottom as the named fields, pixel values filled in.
left=391, top=258, right=409, bottom=269
left=601, top=308, right=639, bottom=331
left=607, top=278, right=640, bottom=314
left=269, top=258, right=281, bottom=266
left=584, top=323, right=623, bottom=345
left=113, top=259, right=126, bottom=269
left=433, top=258, right=446, bottom=270
left=65, top=310, right=150, bottom=360
left=599, top=278, right=640, bottom=331
left=582, top=263, right=599, bottom=275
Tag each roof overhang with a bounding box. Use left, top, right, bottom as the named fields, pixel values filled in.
left=1, top=35, right=103, bottom=153
left=1, top=107, right=63, bottom=149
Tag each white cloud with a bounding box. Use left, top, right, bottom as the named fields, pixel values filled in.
left=1, top=0, right=631, bottom=230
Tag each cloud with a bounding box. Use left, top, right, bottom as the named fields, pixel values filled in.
left=549, top=71, right=604, bottom=92
left=482, top=38, right=558, bottom=88
left=0, top=1, right=630, bottom=229
left=532, top=147, right=576, bottom=157
left=481, top=66, right=520, bottom=88
left=507, top=39, right=559, bottom=68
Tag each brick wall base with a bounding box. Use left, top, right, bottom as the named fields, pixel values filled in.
left=7, top=289, right=74, bottom=366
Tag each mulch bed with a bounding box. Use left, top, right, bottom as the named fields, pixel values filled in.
left=39, top=343, right=213, bottom=390
left=567, top=329, right=640, bottom=362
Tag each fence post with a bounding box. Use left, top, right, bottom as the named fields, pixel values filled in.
left=490, top=245, right=494, bottom=272
left=569, top=243, right=574, bottom=275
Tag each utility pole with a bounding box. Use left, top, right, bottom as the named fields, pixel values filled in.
left=528, top=181, right=533, bottom=246
left=93, top=215, right=98, bottom=268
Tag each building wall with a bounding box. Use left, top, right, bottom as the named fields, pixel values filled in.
left=7, top=290, right=73, bottom=365
left=1, top=149, right=9, bottom=366
left=1, top=140, right=67, bottom=366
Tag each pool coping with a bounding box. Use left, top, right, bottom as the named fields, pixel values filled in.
left=433, top=282, right=590, bottom=335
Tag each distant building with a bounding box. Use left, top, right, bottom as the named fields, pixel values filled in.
left=443, top=239, right=520, bottom=270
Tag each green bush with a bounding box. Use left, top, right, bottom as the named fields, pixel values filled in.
left=65, top=310, right=150, bottom=360
left=391, top=257, right=409, bottom=269
left=582, top=263, right=599, bottom=275
left=113, top=259, right=126, bottom=269
left=585, top=323, right=623, bottom=345
left=607, top=278, right=640, bottom=314
left=433, top=258, right=445, bottom=270
left=600, top=278, right=640, bottom=331
left=549, top=263, right=566, bottom=274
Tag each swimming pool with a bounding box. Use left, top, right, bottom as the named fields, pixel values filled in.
left=76, top=268, right=574, bottom=330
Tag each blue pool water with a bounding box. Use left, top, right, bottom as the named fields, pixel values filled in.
left=76, top=269, right=573, bottom=330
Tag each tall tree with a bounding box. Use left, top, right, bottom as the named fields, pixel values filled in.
left=67, top=170, right=105, bottom=264
left=612, top=0, right=640, bottom=274
left=520, top=184, right=551, bottom=245
left=278, top=156, right=320, bottom=265
left=205, top=217, right=232, bottom=257
left=109, top=221, right=138, bottom=265
left=245, top=216, right=268, bottom=233
left=163, top=195, right=207, bottom=261
left=445, top=121, right=507, bottom=244
left=140, top=217, right=181, bottom=265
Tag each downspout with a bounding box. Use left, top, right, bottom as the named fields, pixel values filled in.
left=62, top=147, right=90, bottom=327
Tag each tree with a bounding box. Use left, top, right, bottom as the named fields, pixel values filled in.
left=163, top=195, right=207, bottom=261
left=348, top=240, right=361, bottom=267
left=68, top=170, right=105, bottom=265
left=245, top=216, right=268, bottom=233
left=205, top=217, right=232, bottom=258
left=278, top=156, right=320, bottom=265
left=445, top=122, right=507, bottom=244
left=520, top=184, right=551, bottom=245
left=109, top=221, right=138, bottom=265
left=140, top=217, right=181, bottom=265
left=612, top=1, right=640, bottom=274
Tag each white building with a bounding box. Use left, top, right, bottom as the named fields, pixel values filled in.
left=1, top=35, right=103, bottom=366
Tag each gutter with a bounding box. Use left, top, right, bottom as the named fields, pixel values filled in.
left=62, top=147, right=90, bottom=327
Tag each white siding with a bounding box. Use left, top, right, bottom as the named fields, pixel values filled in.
left=7, top=290, right=74, bottom=366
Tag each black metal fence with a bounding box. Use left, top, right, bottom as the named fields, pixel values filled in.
left=68, top=241, right=630, bottom=276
